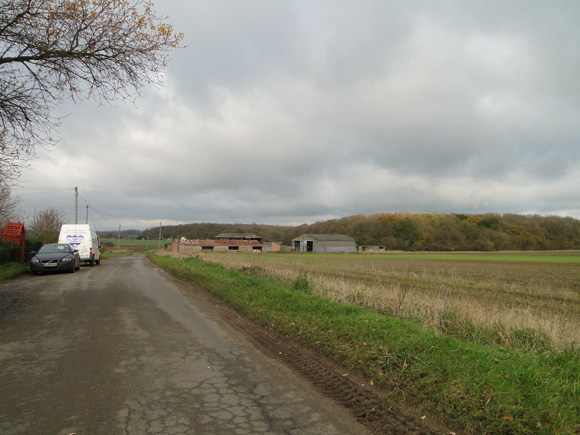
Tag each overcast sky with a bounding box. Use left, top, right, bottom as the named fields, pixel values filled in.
left=13, top=1, right=580, bottom=231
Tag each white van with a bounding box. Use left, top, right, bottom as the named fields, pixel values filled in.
left=58, top=224, right=101, bottom=266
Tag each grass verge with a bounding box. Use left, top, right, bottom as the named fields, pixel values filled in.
left=149, top=253, right=580, bottom=434
left=0, top=262, right=29, bottom=281
left=100, top=250, right=133, bottom=259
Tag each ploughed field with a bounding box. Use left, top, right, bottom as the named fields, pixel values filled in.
left=199, top=251, right=580, bottom=350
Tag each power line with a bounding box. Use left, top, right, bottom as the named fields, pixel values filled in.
left=12, top=187, right=75, bottom=197
left=19, top=186, right=135, bottom=231
left=76, top=191, right=124, bottom=229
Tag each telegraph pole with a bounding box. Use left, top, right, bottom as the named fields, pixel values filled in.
left=158, top=222, right=162, bottom=249
left=74, top=187, right=78, bottom=224
left=86, top=205, right=89, bottom=224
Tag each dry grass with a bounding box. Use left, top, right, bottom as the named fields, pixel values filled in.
left=183, top=252, right=580, bottom=350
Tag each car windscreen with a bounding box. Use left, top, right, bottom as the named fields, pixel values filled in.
left=38, top=245, right=71, bottom=254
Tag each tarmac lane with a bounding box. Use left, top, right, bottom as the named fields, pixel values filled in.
left=0, top=254, right=369, bottom=435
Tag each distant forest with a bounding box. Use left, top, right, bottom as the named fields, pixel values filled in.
left=140, top=213, right=580, bottom=251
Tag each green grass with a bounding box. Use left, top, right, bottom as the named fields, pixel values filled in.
left=149, top=253, right=580, bottom=434
left=100, top=250, right=133, bottom=259
left=101, top=238, right=168, bottom=251
left=0, top=262, right=29, bottom=281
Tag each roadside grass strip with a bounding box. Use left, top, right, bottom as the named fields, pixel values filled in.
left=0, top=262, right=29, bottom=281
left=100, top=250, right=133, bottom=259
left=149, top=254, right=580, bottom=434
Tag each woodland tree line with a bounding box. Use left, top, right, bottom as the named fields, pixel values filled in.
left=142, top=213, right=580, bottom=251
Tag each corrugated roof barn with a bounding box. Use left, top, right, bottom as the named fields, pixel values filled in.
left=215, top=233, right=263, bottom=242
left=170, top=239, right=264, bottom=253
left=292, top=234, right=357, bottom=253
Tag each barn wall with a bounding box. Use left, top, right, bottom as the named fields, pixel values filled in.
left=313, top=242, right=357, bottom=253
left=180, top=245, right=202, bottom=254
left=292, top=238, right=357, bottom=253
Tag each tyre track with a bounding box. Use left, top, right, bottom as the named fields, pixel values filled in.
left=198, top=293, right=449, bottom=434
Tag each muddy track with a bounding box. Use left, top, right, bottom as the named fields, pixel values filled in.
left=181, top=278, right=450, bottom=434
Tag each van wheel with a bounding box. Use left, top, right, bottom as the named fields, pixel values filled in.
left=96, top=258, right=100, bottom=265
left=89, top=258, right=94, bottom=267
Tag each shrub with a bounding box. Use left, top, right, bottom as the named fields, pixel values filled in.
left=0, top=240, right=20, bottom=264
left=292, top=270, right=310, bottom=292
left=239, top=265, right=264, bottom=277
left=25, top=237, right=43, bottom=260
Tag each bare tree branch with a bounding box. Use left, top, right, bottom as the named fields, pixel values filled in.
left=0, top=0, right=183, bottom=187
left=27, top=206, right=66, bottom=243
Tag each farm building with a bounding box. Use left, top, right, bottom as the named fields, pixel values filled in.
left=264, top=242, right=282, bottom=252
left=169, top=239, right=264, bottom=253
left=264, top=241, right=282, bottom=252
left=215, top=233, right=263, bottom=243
left=292, top=234, right=357, bottom=253
left=359, top=245, right=386, bottom=252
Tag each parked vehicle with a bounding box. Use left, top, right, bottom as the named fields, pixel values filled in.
left=30, top=243, right=80, bottom=274
left=58, top=224, right=101, bottom=266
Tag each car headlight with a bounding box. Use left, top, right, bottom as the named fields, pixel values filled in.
left=31, top=257, right=40, bottom=263
left=61, top=256, right=73, bottom=262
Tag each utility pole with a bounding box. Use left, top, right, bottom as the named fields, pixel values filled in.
left=74, top=187, right=78, bottom=224
left=118, top=224, right=121, bottom=248
left=85, top=205, right=89, bottom=224
left=158, top=222, right=162, bottom=249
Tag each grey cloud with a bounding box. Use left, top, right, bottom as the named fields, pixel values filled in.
left=15, top=1, right=580, bottom=230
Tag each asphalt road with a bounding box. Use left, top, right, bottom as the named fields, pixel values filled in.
left=0, top=254, right=369, bottom=435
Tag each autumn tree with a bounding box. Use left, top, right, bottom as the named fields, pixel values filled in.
left=0, top=0, right=183, bottom=186
left=27, top=207, right=66, bottom=243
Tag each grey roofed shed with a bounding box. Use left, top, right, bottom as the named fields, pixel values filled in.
left=292, top=234, right=357, bottom=253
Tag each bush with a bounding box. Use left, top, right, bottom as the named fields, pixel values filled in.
left=239, top=265, right=264, bottom=277
left=292, top=270, right=310, bottom=292
left=0, top=240, right=20, bottom=264
left=25, top=237, right=43, bottom=260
